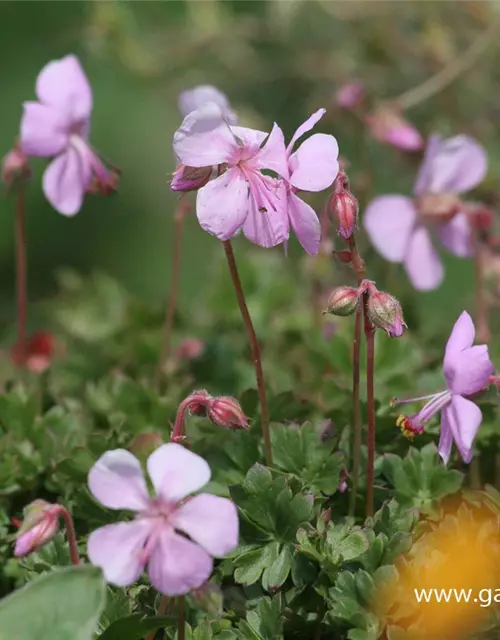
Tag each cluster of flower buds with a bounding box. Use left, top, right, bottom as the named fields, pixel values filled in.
left=327, top=171, right=359, bottom=240
left=323, top=280, right=407, bottom=338
left=1, top=145, right=30, bottom=188
left=179, top=389, right=249, bottom=432
left=13, top=500, right=60, bottom=557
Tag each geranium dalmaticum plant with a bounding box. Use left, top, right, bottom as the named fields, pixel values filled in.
left=20, top=54, right=119, bottom=215
left=87, top=443, right=239, bottom=595
left=364, top=134, right=487, bottom=290
left=393, top=311, right=494, bottom=463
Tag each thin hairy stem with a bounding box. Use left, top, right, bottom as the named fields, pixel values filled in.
left=56, top=506, right=79, bottom=566
left=154, top=202, right=189, bottom=389
left=223, top=240, right=272, bottom=466
left=347, top=235, right=365, bottom=516
left=363, top=296, right=376, bottom=518
left=15, top=187, right=27, bottom=361
left=395, top=20, right=500, bottom=111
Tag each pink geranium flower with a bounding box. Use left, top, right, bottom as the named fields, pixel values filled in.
left=364, top=134, right=487, bottom=290
left=87, top=443, right=239, bottom=595
left=285, top=109, right=339, bottom=255
left=178, top=85, right=237, bottom=124
left=20, top=55, right=114, bottom=216
left=394, top=312, right=493, bottom=464
left=173, top=103, right=289, bottom=247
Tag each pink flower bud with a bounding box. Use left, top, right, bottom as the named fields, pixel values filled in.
left=324, top=286, right=359, bottom=317
left=333, top=250, right=353, bottom=264
left=185, top=389, right=212, bottom=416
left=171, top=164, right=213, bottom=192
left=336, top=80, right=365, bottom=109
left=207, top=396, right=249, bottom=430
left=367, top=108, right=423, bottom=151
left=367, top=290, right=407, bottom=337
left=328, top=190, right=359, bottom=239
left=2, top=146, right=30, bottom=187
left=174, top=338, right=205, bottom=361
left=13, top=500, right=59, bottom=557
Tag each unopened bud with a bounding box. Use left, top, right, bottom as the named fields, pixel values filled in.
left=185, top=389, right=212, bottom=416
left=171, top=164, right=213, bottom=192
left=366, top=107, right=423, bottom=152
left=336, top=80, right=364, bottom=109
left=333, top=250, right=353, bottom=264
left=174, top=338, right=205, bottom=361
left=367, top=290, right=407, bottom=337
left=2, top=146, right=30, bottom=187
left=13, top=500, right=59, bottom=557
left=323, top=286, right=359, bottom=317
left=10, top=330, right=56, bottom=374
left=207, top=396, right=249, bottom=430
left=328, top=190, right=359, bottom=239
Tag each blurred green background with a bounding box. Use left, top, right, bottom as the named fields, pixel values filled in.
left=1, top=0, right=499, bottom=338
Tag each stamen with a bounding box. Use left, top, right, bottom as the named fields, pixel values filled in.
left=396, top=415, right=424, bottom=440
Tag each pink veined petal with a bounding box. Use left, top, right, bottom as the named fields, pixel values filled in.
left=287, top=108, right=326, bottom=153
left=287, top=192, right=321, bottom=255
left=196, top=169, right=249, bottom=240
left=252, top=123, right=289, bottom=179
left=178, top=85, right=237, bottom=124
left=413, top=134, right=443, bottom=196
left=436, top=212, right=473, bottom=258
left=88, top=449, right=150, bottom=512
left=438, top=412, right=454, bottom=465
left=444, top=345, right=494, bottom=396
left=87, top=521, right=151, bottom=587
left=147, top=443, right=211, bottom=503
left=20, top=102, right=69, bottom=157
left=289, top=133, right=339, bottom=192
left=231, top=126, right=267, bottom=152
left=173, top=494, right=239, bottom=557
left=42, top=147, right=90, bottom=216
left=404, top=226, right=444, bottom=291
left=242, top=177, right=289, bottom=248
left=426, top=135, right=487, bottom=194
left=444, top=395, right=483, bottom=464
left=35, top=54, right=93, bottom=123
left=363, top=195, right=416, bottom=262
left=443, top=311, right=475, bottom=363
left=148, top=529, right=213, bottom=596
left=173, top=103, right=236, bottom=167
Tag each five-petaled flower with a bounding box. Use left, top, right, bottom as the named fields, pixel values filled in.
left=20, top=54, right=117, bottom=216
left=364, top=134, right=487, bottom=290
left=393, top=311, right=493, bottom=464
left=87, top=443, right=239, bottom=595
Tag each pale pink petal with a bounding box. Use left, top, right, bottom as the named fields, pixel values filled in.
left=20, top=102, right=69, bottom=157
left=384, top=124, right=423, bottom=151
left=426, top=135, right=487, bottom=194
left=363, top=196, right=416, bottom=262
left=444, top=345, right=493, bottom=396
left=42, top=148, right=90, bottom=216
left=287, top=192, right=321, bottom=255
left=287, top=108, right=326, bottom=153
left=444, top=311, right=475, bottom=361
left=36, top=55, right=92, bottom=123
left=289, top=134, right=339, bottom=192
left=196, top=169, right=249, bottom=240
left=413, top=134, right=442, bottom=196
left=147, top=443, right=211, bottom=503
left=87, top=521, right=151, bottom=587
left=178, top=85, right=237, bottom=124
left=88, top=449, right=149, bottom=511
left=232, top=126, right=267, bottom=151
left=252, top=124, right=289, bottom=179
left=243, top=177, right=289, bottom=248
left=173, top=494, right=239, bottom=557
left=404, top=226, right=443, bottom=291
left=436, top=212, right=473, bottom=257
left=148, top=529, right=213, bottom=596
left=445, top=396, right=483, bottom=464
left=438, top=412, right=454, bottom=465
left=173, top=103, right=236, bottom=167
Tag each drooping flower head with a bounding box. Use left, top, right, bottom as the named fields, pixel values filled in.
left=178, top=85, right=237, bottom=124
left=20, top=55, right=118, bottom=215
left=13, top=500, right=59, bottom=557
left=284, top=109, right=339, bottom=255
left=364, top=134, right=487, bottom=290
left=393, top=312, right=493, bottom=464
left=87, top=443, right=239, bottom=595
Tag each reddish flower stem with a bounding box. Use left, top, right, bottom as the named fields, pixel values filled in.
left=55, top=506, right=79, bottom=566
left=363, top=295, right=376, bottom=518
left=177, top=597, right=185, bottom=640
left=223, top=239, right=272, bottom=466
left=154, top=202, right=189, bottom=390
left=15, top=187, right=27, bottom=362
left=347, top=235, right=365, bottom=516
left=170, top=396, right=194, bottom=442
